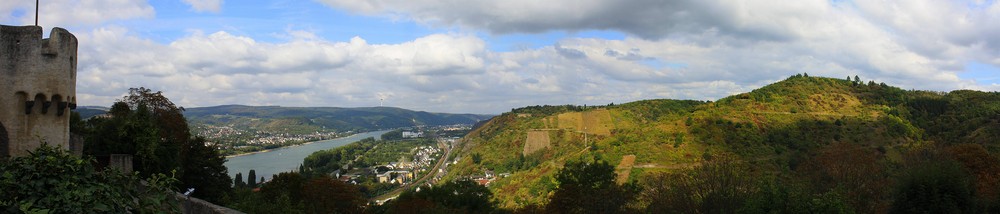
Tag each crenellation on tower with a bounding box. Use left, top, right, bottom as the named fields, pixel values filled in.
left=1, top=25, right=78, bottom=158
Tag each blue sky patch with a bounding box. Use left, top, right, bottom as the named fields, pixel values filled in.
left=962, top=61, right=1000, bottom=84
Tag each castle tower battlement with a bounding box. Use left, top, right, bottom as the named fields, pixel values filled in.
left=1, top=25, right=78, bottom=158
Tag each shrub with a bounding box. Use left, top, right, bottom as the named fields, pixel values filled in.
left=0, top=144, right=179, bottom=213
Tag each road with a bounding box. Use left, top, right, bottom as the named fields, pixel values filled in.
left=371, top=137, right=453, bottom=203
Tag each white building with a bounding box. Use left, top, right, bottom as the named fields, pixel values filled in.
left=402, top=131, right=423, bottom=138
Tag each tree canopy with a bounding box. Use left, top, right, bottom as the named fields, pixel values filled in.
left=78, top=87, right=231, bottom=203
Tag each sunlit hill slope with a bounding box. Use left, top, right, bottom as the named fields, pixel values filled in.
left=444, top=75, right=1000, bottom=208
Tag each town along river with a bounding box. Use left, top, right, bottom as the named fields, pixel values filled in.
left=225, top=130, right=390, bottom=182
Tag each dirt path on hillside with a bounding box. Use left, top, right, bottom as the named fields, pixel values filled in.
left=749, top=111, right=857, bottom=117
left=633, top=155, right=779, bottom=170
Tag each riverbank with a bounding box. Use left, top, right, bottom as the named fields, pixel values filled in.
left=223, top=132, right=365, bottom=158
left=224, top=130, right=391, bottom=181
left=224, top=149, right=274, bottom=158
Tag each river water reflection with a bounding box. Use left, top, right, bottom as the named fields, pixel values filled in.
left=224, top=130, right=389, bottom=182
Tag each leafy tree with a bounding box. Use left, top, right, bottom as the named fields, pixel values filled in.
left=891, top=152, right=977, bottom=213
left=82, top=87, right=232, bottom=203
left=381, top=129, right=404, bottom=141
left=740, top=177, right=852, bottom=213
left=83, top=102, right=156, bottom=162
left=122, top=87, right=190, bottom=144
left=302, top=176, right=367, bottom=214
left=640, top=155, right=756, bottom=213
left=385, top=179, right=493, bottom=214
left=234, top=172, right=245, bottom=188
left=0, top=144, right=179, bottom=213
left=248, top=170, right=257, bottom=188
left=179, top=136, right=232, bottom=203
left=228, top=172, right=366, bottom=214
left=226, top=187, right=304, bottom=214
left=68, top=111, right=85, bottom=135
left=798, top=142, right=891, bottom=213
left=946, top=143, right=1000, bottom=212
left=260, top=172, right=307, bottom=205
left=471, top=153, right=482, bottom=164
left=546, top=157, right=634, bottom=213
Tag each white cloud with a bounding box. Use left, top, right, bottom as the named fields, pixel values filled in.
left=13, top=0, right=999, bottom=114
left=855, top=1, right=1000, bottom=56
left=77, top=26, right=746, bottom=113
left=314, top=0, right=836, bottom=41
left=181, top=0, right=224, bottom=13
left=1, top=0, right=154, bottom=27
left=74, top=28, right=496, bottom=112
left=304, top=0, right=999, bottom=112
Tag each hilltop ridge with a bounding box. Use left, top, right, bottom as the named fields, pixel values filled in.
left=444, top=75, right=1000, bottom=208
left=184, top=105, right=491, bottom=132
left=75, top=105, right=493, bottom=155
left=77, top=104, right=493, bottom=134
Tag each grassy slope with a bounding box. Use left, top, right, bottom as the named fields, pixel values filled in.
left=444, top=75, right=1000, bottom=209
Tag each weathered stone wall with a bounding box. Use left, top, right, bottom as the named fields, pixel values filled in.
left=0, top=25, right=77, bottom=157
left=176, top=193, right=245, bottom=214
left=109, top=154, right=134, bottom=173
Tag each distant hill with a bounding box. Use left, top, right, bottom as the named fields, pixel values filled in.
left=76, top=105, right=493, bottom=135
left=74, top=106, right=110, bottom=119
left=183, top=105, right=493, bottom=134
left=444, top=75, right=1000, bottom=208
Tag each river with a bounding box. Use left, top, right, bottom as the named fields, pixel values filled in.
left=224, top=130, right=390, bottom=182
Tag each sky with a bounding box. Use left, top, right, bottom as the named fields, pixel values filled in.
left=2, top=0, right=999, bottom=114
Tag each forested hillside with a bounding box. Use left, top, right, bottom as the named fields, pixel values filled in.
left=185, top=105, right=492, bottom=134
left=444, top=75, right=1000, bottom=212
left=78, top=105, right=492, bottom=135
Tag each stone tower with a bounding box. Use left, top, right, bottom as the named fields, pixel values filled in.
left=1, top=25, right=78, bottom=158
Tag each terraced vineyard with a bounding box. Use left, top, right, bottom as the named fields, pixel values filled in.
left=443, top=75, right=1000, bottom=209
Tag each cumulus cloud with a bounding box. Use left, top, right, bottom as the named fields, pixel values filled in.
left=316, top=0, right=835, bottom=41
left=0, top=0, right=154, bottom=27
left=76, top=26, right=751, bottom=113
left=15, top=0, right=1000, bottom=114
left=854, top=0, right=1000, bottom=65
left=314, top=0, right=997, bottom=91
left=181, top=0, right=224, bottom=13
left=74, top=28, right=498, bottom=111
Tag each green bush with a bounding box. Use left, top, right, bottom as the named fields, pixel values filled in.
left=547, top=157, right=635, bottom=213
left=0, top=144, right=179, bottom=213
left=383, top=179, right=493, bottom=213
